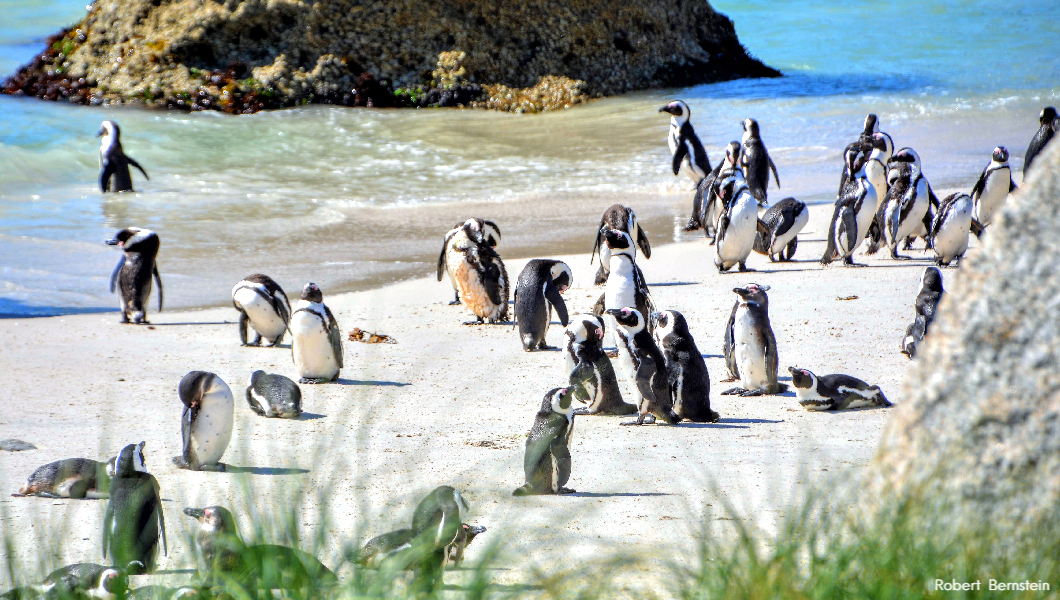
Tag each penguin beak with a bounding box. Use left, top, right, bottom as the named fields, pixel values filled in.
left=183, top=507, right=205, bottom=520
left=658, top=104, right=676, bottom=115
left=106, top=238, right=120, bottom=246
left=466, top=525, right=487, bottom=537
left=96, top=126, right=105, bottom=137
left=603, top=308, right=622, bottom=317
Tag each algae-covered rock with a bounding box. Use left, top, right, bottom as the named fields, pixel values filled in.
left=2, top=0, right=778, bottom=113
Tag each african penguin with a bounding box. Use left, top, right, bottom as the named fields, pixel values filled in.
left=1024, top=106, right=1057, bottom=177
left=590, top=204, right=651, bottom=285
left=713, top=169, right=761, bottom=272
left=596, top=228, right=654, bottom=326
left=722, top=284, right=787, bottom=396
left=866, top=160, right=932, bottom=259
left=651, top=310, right=719, bottom=423
left=438, top=218, right=501, bottom=305
left=753, top=197, right=808, bottom=262
left=513, top=259, right=572, bottom=351
left=98, top=120, right=149, bottom=193
left=563, top=315, right=637, bottom=416
left=290, top=282, right=344, bottom=383
left=354, top=523, right=487, bottom=570
left=971, top=146, right=1017, bottom=227
left=104, top=443, right=167, bottom=573
left=514, top=387, right=585, bottom=495
left=403, top=486, right=475, bottom=592
left=232, top=274, right=291, bottom=347
left=445, top=220, right=509, bottom=324
left=693, top=140, right=742, bottom=241
left=106, top=227, right=163, bottom=324
left=605, top=307, right=679, bottom=425
left=740, top=118, right=780, bottom=206
left=15, top=455, right=116, bottom=499
left=930, top=192, right=979, bottom=267
left=901, top=266, right=944, bottom=359
left=172, top=371, right=233, bottom=472
left=246, top=370, right=301, bottom=418
left=888, top=147, right=941, bottom=250
left=820, top=147, right=878, bottom=266
left=659, top=100, right=711, bottom=186
left=32, top=563, right=128, bottom=600
left=836, top=114, right=884, bottom=197
left=788, top=367, right=891, bottom=411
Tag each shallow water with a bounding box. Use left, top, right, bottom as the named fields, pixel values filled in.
left=0, top=0, right=1057, bottom=315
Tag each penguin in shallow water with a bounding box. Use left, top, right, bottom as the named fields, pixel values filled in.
left=606, top=307, right=679, bottom=425
left=514, top=387, right=585, bottom=495
left=513, top=259, right=572, bottom=350
left=971, top=146, right=1017, bottom=227
left=438, top=219, right=501, bottom=305
left=290, top=283, right=344, bottom=383
left=564, top=315, right=637, bottom=416
left=930, top=192, right=980, bottom=267
left=651, top=310, right=719, bottom=423
left=740, top=118, right=780, bottom=206
left=722, top=284, right=786, bottom=396
left=901, top=266, right=944, bottom=359
left=245, top=371, right=301, bottom=418
left=590, top=204, right=651, bottom=284
left=753, top=197, right=807, bottom=262
left=660, top=100, right=711, bottom=185
left=693, top=141, right=742, bottom=241
left=714, top=169, right=762, bottom=272
left=107, top=227, right=163, bottom=324
left=104, top=443, right=167, bottom=573
left=232, top=274, right=291, bottom=347
left=172, top=371, right=234, bottom=472
left=1024, top=106, right=1057, bottom=177
left=788, top=367, right=890, bottom=411
left=98, top=120, right=149, bottom=193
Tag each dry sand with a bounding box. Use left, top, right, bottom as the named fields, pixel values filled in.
left=0, top=202, right=971, bottom=591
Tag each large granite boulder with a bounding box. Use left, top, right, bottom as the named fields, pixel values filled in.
left=868, top=139, right=1060, bottom=530
left=2, top=0, right=778, bottom=113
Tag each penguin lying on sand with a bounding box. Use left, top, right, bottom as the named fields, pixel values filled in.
left=232, top=274, right=291, bottom=347
left=107, top=227, right=163, bottom=324
left=98, top=120, right=149, bottom=193
left=173, top=371, right=233, bottom=472
left=12, top=446, right=133, bottom=498
left=722, top=284, right=787, bottom=396
left=245, top=371, right=301, bottom=418
left=438, top=219, right=501, bottom=305
left=753, top=197, right=807, bottom=262
left=901, top=266, right=944, bottom=359
left=2, top=563, right=128, bottom=600
left=652, top=310, right=719, bottom=423
left=590, top=204, right=651, bottom=285
left=788, top=367, right=891, bottom=410
left=105, top=443, right=167, bottom=573
left=564, top=315, right=637, bottom=416
left=514, top=387, right=586, bottom=494
left=513, top=259, right=572, bottom=350
left=606, top=307, right=680, bottom=425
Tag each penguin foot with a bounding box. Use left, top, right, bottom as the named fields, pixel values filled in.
left=720, top=376, right=739, bottom=383
left=737, top=262, right=755, bottom=272
left=462, top=319, right=485, bottom=326
left=512, top=485, right=535, bottom=497
left=890, top=253, right=910, bottom=260
left=172, top=456, right=191, bottom=469
left=198, top=462, right=227, bottom=472
left=119, top=314, right=130, bottom=324
left=448, top=300, right=462, bottom=305
left=605, top=349, right=619, bottom=359
left=620, top=414, right=655, bottom=426
left=557, top=487, right=577, bottom=494
left=299, top=377, right=331, bottom=384
left=682, top=218, right=701, bottom=232
left=721, top=387, right=749, bottom=396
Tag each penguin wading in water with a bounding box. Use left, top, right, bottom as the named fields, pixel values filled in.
left=589, top=204, right=651, bottom=285
left=820, top=146, right=878, bottom=266
left=98, top=120, right=149, bottom=193
left=693, top=140, right=742, bottom=242
left=901, top=266, right=944, bottom=358
left=513, top=259, right=572, bottom=351
left=564, top=315, right=637, bottom=416
left=930, top=192, right=980, bottom=267
left=788, top=367, right=891, bottom=411
left=446, top=220, right=509, bottom=324
left=606, top=307, right=680, bottom=425
left=290, top=282, right=343, bottom=383
left=232, top=274, right=291, bottom=347
left=438, top=218, right=501, bottom=305
left=714, top=169, right=763, bottom=272
left=104, top=443, right=167, bottom=573
left=246, top=370, right=301, bottom=418
left=740, top=118, right=780, bottom=206
left=651, top=310, right=719, bottom=423
left=722, top=284, right=787, bottom=396
left=1024, top=106, right=1057, bottom=177
left=514, top=387, right=586, bottom=495
left=106, top=227, right=163, bottom=324
left=659, top=100, right=712, bottom=229
left=172, top=371, right=234, bottom=472
left=971, top=146, right=1017, bottom=227
left=753, top=197, right=808, bottom=262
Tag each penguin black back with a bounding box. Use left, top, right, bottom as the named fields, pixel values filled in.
left=98, top=120, right=149, bottom=193
left=513, top=259, right=572, bottom=351
left=740, top=118, right=780, bottom=204
left=1024, top=106, right=1057, bottom=176
left=106, top=227, right=163, bottom=324
left=104, top=442, right=166, bottom=573
left=245, top=370, right=302, bottom=418
left=652, top=310, right=718, bottom=423
left=902, top=266, right=944, bottom=358
left=514, top=387, right=581, bottom=495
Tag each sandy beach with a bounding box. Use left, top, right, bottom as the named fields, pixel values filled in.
left=0, top=201, right=969, bottom=590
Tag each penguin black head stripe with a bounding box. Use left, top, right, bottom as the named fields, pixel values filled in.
left=301, top=282, right=323, bottom=303
left=604, top=307, right=644, bottom=331
left=1041, top=107, right=1058, bottom=125
left=603, top=229, right=633, bottom=252
left=992, top=146, right=1009, bottom=162
left=658, top=100, right=689, bottom=121
left=733, top=283, right=770, bottom=305
left=113, top=442, right=147, bottom=477
left=787, top=366, right=814, bottom=389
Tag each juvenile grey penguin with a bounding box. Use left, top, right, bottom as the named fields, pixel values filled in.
left=106, top=227, right=163, bottom=324
left=753, top=197, right=808, bottom=262
left=740, top=118, right=780, bottom=206
left=172, top=371, right=234, bottom=472
left=901, top=266, right=944, bottom=358
left=15, top=563, right=128, bottom=599
left=290, top=282, right=343, bottom=383
left=444, top=220, right=509, bottom=324
left=563, top=315, right=637, bottom=416
left=929, top=192, right=980, bottom=267
left=660, top=100, right=711, bottom=186
left=98, top=120, right=149, bottom=193
left=722, top=284, right=787, bottom=396
left=693, top=141, right=742, bottom=240
left=104, top=443, right=167, bottom=573
left=354, top=523, right=487, bottom=569
left=1024, top=106, right=1057, bottom=177
left=788, top=367, right=891, bottom=411
left=514, top=387, right=585, bottom=495
left=15, top=456, right=113, bottom=499
left=513, top=259, right=572, bottom=351
left=713, top=169, right=761, bottom=272
left=605, top=307, right=679, bottom=426
left=438, top=218, right=501, bottom=305
left=232, top=274, right=291, bottom=347
left=589, top=204, right=651, bottom=284
left=971, top=146, right=1017, bottom=227
left=651, top=310, right=719, bottom=423
left=245, top=370, right=301, bottom=418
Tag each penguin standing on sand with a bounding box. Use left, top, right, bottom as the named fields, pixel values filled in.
left=104, top=443, right=166, bottom=573
left=693, top=141, right=742, bottom=241
left=722, top=284, right=787, bottom=396
left=605, top=307, right=679, bottom=425
left=660, top=100, right=711, bottom=185
left=596, top=229, right=654, bottom=326
left=901, top=266, right=944, bottom=358
left=98, top=120, right=149, bottom=193
left=232, top=274, right=291, bottom=347
left=714, top=169, right=762, bottom=272
left=246, top=370, right=302, bottom=418
left=753, top=197, right=808, bottom=262
left=651, top=310, right=719, bottom=423
left=971, top=146, right=1017, bottom=227
left=438, top=219, right=501, bottom=305
left=172, top=371, right=234, bottom=472
left=406, top=486, right=475, bottom=592
left=888, top=147, right=940, bottom=250
left=821, top=147, right=878, bottom=266
left=106, top=227, right=163, bottom=324
left=514, top=387, right=585, bottom=495
left=740, top=119, right=780, bottom=206
left=836, top=114, right=882, bottom=196
left=290, top=282, right=344, bottom=383
left=445, top=220, right=509, bottom=324
left=788, top=367, right=890, bottom=411
left=1024, top=107, right=1057, bottom=177
left=866, top=160, right=931, bottom=260
left=929, top=192, right=979, bottom=267
left=513, top=259, right=572, bottom=351
left=590, top=204, right=651, bottom=285
left=563, top=315, right=637, bottom=416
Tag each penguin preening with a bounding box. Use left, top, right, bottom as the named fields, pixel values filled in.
left=513, top=259, right=572, bottom=351
left=354, top=523, right=487, bottom=570
left=232, top=274, right=291, bottom=347
left=590, top=204, right=651, bottom=285
left=820, top=146, right=878, bottom=266
left=106, top=227, right=163, bottom=324
left=246, top=370, right=301, bottom=418
left=866, top=159, right=932, bottom=260
left=98, top=120, right=149, bottom=193
left=172, top=371, right=233, bottom=472
left=753, top=197, right=808, bottom=262
left=651, top=309, right=719, bottom=423
left=929, top=192, right=980, bottom=267
left=740, top=118, right=780, bottom=206
left=290, top=282, right=344, bottom=383
left=514, top=387, right=585, bottom=495
left=836, top=114, right=882, bottom=197
left=722, top=284, right=787, bottom=396
left=1024, top=106, right=1057, bottom=177
left=104, top=442, right=167, bottom=573
left=788, top=367, right=891, bottom=411
left=714, top=169, right=762, bottom=273
left=971, top=146, right=1017, bottom=227
left=564, top=314, right=637, bottom=416
left=693, top=141, right=742, bottom=241
left=901, top=266, right=943, bottom=359
left=438, top=218, right=501, bottom=305
left=605, top=307, right=679, bottom=426
left=660, top=100, right=711, bottom=185
left=443, top=220, right=509, bottom=324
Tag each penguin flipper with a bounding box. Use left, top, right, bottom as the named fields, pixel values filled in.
left=671, top=140, right=689, bottom=176
left=768, top=154, right=780, bottom=188
left=590, top=222, right=605, bottom=265
left=634, top=353, right=658, bottom=404
left=543, top=281, right=568, bottom=327
left=102, top=499, right=114, bottom=558
left=180, top=405, right=197, bottom=468
left=155, top=477, right=167, bottom=556
left=1009, top=178, right=1018, bottom=193
left=971, top=167, right=988, bottom=199
left=100, top=160, right=116, bottom=192
left=238, top=310, right=250, bottom=345
left=636, top=224, right=651, bottom=259
left=324, top=305, right=343, bottom=369
left=110, top=255, right=125, bottom=294
left=153, top=264, right=163, bottom=312
left=723, top=301, right=739, bottom=380
left=436, top=241, right=448, bottom=282
left=550, top=429, right=572, bottom=489
left=127, top=156, right=149, bottom=180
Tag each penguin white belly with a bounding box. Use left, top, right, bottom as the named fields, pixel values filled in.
left=716, top=194, right=758, bottom=267
left=976, top=169, right=1010, bottom=226
left=894, top=187, right=929, bottom=242
left=794, top=386, right=832, bottom=411
left=733, top=307, right=768, bottom=390
left=291, top=311, right=339, bottom=380
left=234, top=287, right=287, bottom=342
left=563, top=342, right=578, bottom=376
left=934, top=200, right=972, bottom=263
left=865, top=161, right=888, bottom=211
left=769, top=208, right=808, bottom=255
left=854, top=182, right=878, bottom=242
left=191, top=382, right=234, bottom=465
